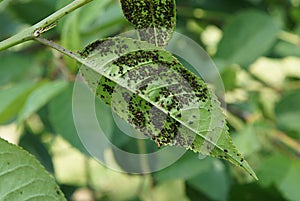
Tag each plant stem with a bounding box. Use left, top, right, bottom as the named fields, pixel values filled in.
left=248, top=71, right=282, bottom=93
left=279, top=31, right=300, bottom=45
left=137, top=139, right=151, bottom=174
left=272, top=130, right=300, bottom=156
left=35, top=37, right=83, bottom=62
left=226, top=110, right=245, bottom=131
left=0, top=0, right=93, bottom=51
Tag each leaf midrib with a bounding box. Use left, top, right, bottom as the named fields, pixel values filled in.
left=84, top=50, right=229, bottom=160
left=149, top=0, right=159, bottom=46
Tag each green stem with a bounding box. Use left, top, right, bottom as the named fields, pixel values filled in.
left=137, top=139, right=151, bottom=174
left=279, top=31, right=300, bottom=45
left=248, top=71, right=282, bottom=93
left=0, top=0, right=93, bottom=51
left=35, top=37, right=84, bottom=62
left=272, top=130, right=300, bottom=156
left=226, top=110, right=245, bottom=131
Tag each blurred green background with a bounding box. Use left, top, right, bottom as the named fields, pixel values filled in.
left=0, top=0, right=300, bottom=200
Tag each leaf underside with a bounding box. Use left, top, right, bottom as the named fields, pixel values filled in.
left=79, top=37, right=257, bottom=179
left=120, top=0, right=176, bottom=47
left=0, top=138, right=66, bottom=201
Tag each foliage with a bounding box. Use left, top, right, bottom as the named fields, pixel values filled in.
left=80, top=36, right=255, bottom=177
left=0, top=0, right=300, bottom=200
left=0, top=138, right=66, bottom=200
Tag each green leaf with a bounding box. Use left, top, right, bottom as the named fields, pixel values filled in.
left=275, top=90, right=300, bottom=134
left=186, top=184, right=212, bottom=201
left=229, top=183, right=286, bottom=201
left=7, top=0, right=56, bottom=24
left=216, top=10, right=280, bottom=68
left=144, top=180, right=189, bottom=201
left=78, top=0, right=112, bottom=31
left=18, top=80, right=68, bottom=124
left=0, top=53, right=33, bottom=86
left=0, top=138, right=66, bottom=201
left=0, top=82, right=36, bottom=124
left=120, top=0, right=176, bottom=47
left=278, top=160, right=300, bottom=201
left=80, top=2, right=126, bottom=42
left=233, top=124, right=261, bottom=156
left=154, top=152, right=212, bottom=181
left=257, top=153, right=300, bottom=201
left=177, top=0, right=252, bottom=14
left=221, top=65, right=238, bottom=91
left=59, top=184, right=78, bottom=201
left=19, top=128, right=55, bottom=174
left=274, top=41, right=300, bottom=57
left=49, top=84, right=89, bottom=155
left=187, top=160, right=230, bottom=201
left=79, top=36, right=257, bottom=179
left=0, top=13, right=18, bottom=41
left=61, top=12, right=81, bottom=72
left=257, top=154, right=291, bottom=188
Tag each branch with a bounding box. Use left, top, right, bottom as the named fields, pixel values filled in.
left=279, top=31, right=300, bottom=46
left=35, top=37, right=83, bottom=62
left=0, top=0, right=93, bottom=51
left=272, top=130, right=300, bottom=156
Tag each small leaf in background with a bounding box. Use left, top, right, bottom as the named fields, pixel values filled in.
left=177, top=0, right=253, bottom=14
left=18, top=80, right=68, bottom=124
left=141, top=180, right=189, bottom=201
left=233, top=124, right=261, bottom=156
left=278, top=160, right=300, bottom=201
left=187, top=160, right=230, bottom=201
left=186, top=184, right=212, bottom=201
left=258, top=154, right=300, bottom=201
left=0, top=82, right=36, bottom=124
left=120, top=0, right=176, bottom=47
left=274, top=41, right=300, bottom=57
left=0, top=13, right=18, bottom=41
left=0, top=53, right=34, bottom=86
left=215, top=10, right=280, bottom=68
left=49, top=84, right=89, bottom=155
left=80, top=37, right=257, bottom=179
left=80, top=2, right=126, bottom=43
left=229, top=183, right=286, bottom=201
left=59, top=184, right=78, bottom=201
left=275, top=89, right=300, bottom=135
left=19, top=128, right=55, bottom=174
left=258, top=154, right=291, bottom=188
left=221, top=65, right=238, bottom=91
left=0, top=138, right=66, bottom=201
left=154, top=152, right=212, bottom=181
left=61, top=12, right=81, bottom=72
left=7, top=0, right=56, bottom=24
left=78, top=0, right=111, bottom=26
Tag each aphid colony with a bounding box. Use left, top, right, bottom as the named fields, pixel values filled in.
left=80, top=37, right=217, bottom=151
left=120, top=0, right=176, bottom=47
